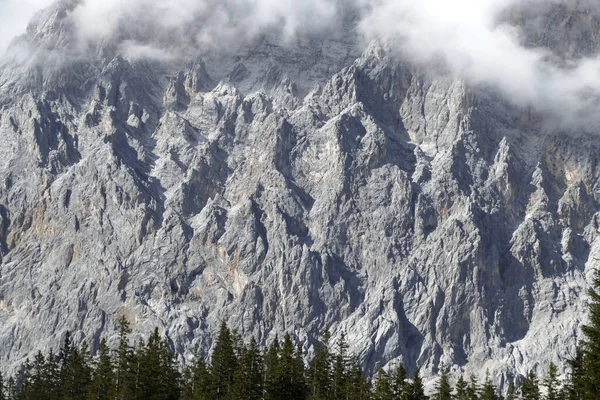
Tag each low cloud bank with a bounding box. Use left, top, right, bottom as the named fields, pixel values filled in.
left=2, top=0, right=600, bottom=123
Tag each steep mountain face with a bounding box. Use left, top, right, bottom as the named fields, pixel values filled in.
left=0, top=0, right=598, bottom=388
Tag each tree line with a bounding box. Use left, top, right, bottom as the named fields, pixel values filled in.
left=1, top=272, right=600, bottom=399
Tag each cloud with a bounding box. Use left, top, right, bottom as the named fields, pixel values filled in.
left=2, top=0, right=600, bottom=125
left=357, top=0, right=600, bottom=124
left=69, top=0, right=341, bottom=53
left=0, top=0, right=55, bottom=56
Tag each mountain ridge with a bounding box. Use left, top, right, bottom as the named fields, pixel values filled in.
left=0, top=0, right=598, bottom=390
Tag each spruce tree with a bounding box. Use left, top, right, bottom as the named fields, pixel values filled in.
left=580, top=270, right=600, bottom=398
left=566, top=348, right=586, bottom=400
left=467, top=374, right=479, bottom=400
left=373, top=368, right=394, bottom=400
left=392, top=364, right=410, bottom=400
left=272, top=333, right=306, bottom=400
left=432, top=368, right=452, bottom=400
left=505, top=379, right=517, bottom=400
left=347, top=359, right=370, bottom=400
left=182, top=347, right=213, bottom=400
left=44, top=349, right=60, bottom=400
left=210, top=321, right=237, bottom=399
left=455, top=375, right=469, bottom=400
left=543, top=362, right=560, bottom=400
left=264, top=336, right=280, bottom=400
left=478, top=371, right=497, bottom=400
left=521, top=370, right=541, bottom=400
left=409, top=368, right=427, bottom=400
left=293, top=341, right=308, bottom=400
left=6, top=376, right=17, bottom=400
left=307, top=331, right=332, bottom=400
left=230, top=338, right=263, bottom=400
left=115, top=315, right=133, bottom=400
left=19, top=359, right=33, bottom=400
left=29, top=351, right=47, bottom=400
left=332, top=332, right=350, bottom=400
left=89, top=338, right=116, bottom=400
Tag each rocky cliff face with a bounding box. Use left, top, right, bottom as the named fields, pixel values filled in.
left=0, top=0, right=598, bottom=388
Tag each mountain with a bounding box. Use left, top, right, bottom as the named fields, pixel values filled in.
left=0, top=0, right=598, bottom=388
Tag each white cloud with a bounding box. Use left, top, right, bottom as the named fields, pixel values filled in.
left=2, top=0, right=600, bottom=123
left=358, top=0, right=600, bottom=122
left=0, top=0, right=55, bottom=56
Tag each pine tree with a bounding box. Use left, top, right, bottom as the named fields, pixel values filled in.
left=29, top=351, right=47, bottom=400
left=6, top=376, right=17, bottom=400
left=566, top=348, right=586, bottom=400
left=543, top=362, right=560, bottom=400
left=307, top=331, right=332, bottom=400
left=521, top=370, right=541, bottom=400
left=0, top=371, right=4, bottom=400
left=44, top=350, right=60, bottom=400
left=467, top=374, right=479, bottom=400
left=19, top=359, right=33, bottom=400
left=455, top=375, right=469, bottom=400
left=432, top=367, right=452, bottom=400
left=332, top=332, right=350, bottom=400
left=230, top=338, right=263, bottom=400
left=581, top=271, right=600, bottom=396
left=182, top=347, right=213, bottom=400
left=293, top=341, right=308, bottom=400
left=158, top=335, right=181, bottom=400
left=115, top=315, right=133, bottom=400
left=392, top=364, right=410, bottom=400
left=210, top=321, right=237, bottom=399
left=478, top=371, right=497, bottom=400
left=88, top=338, right=116, bottom=400
left=264, top=337, right=280, bottom=400
left=505, top=379, right=517, bottom=400
left=347, top=359, right=370, bottom=400
left=409, top=368, right=427, bottom=400
left=373, top=368, right=394, bottom=400
left=270, top=333, right=305, bottom=400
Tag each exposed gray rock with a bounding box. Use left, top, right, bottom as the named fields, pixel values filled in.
left=0, top=0, right=599, bottom=392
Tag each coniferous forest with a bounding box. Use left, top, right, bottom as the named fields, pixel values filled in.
left=2, top=272, right=600, bottom=400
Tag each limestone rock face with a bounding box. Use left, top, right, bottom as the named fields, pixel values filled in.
left=0, top=0, right=598, bottom=389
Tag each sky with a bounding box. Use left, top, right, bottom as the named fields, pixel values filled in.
left=0, top=0, right=54, bottom=56
left=0, top=0, right=599, bottom=124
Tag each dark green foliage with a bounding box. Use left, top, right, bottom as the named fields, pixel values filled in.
left=566, top=348, right=586, bottom=400
left=505, top=379, right=517, bottom=400
left=432, top=367, right=451, bottom=400
left=409, top=368, right=428, bottom=400
left=332, top=332, right=350, bottom=400
left=182, top=347, right=212, bottom=400
left=88, top=339, right=116, bottom=400
left=347, top=359, right=371, bottom=400
left=115, top=315, right=133, bottom=400
left=263, top=337, right=281, bottom=400
left=372, top=368, right=394, bottom=400
left=392, top=364, right=410, bottom=400
left=307, top=331, right=332, bottom=400
left=211, top=322, right=237, bottom=399
left=9, top=307, right=600, bottom=400
left=455, top=375, right=469, bottom=400
left=578, top=270, right=600, bottom=398
left=230, top=338, right=263, bottom=400
left=543, top=363, right=560, bottom=400
left=478, top=371, right=497, bottom=400
left=133, top=328, right=180, bottom=400
left=521, top=370, right=541, bottom=400
left=467, top=374, right=479, bottom=400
